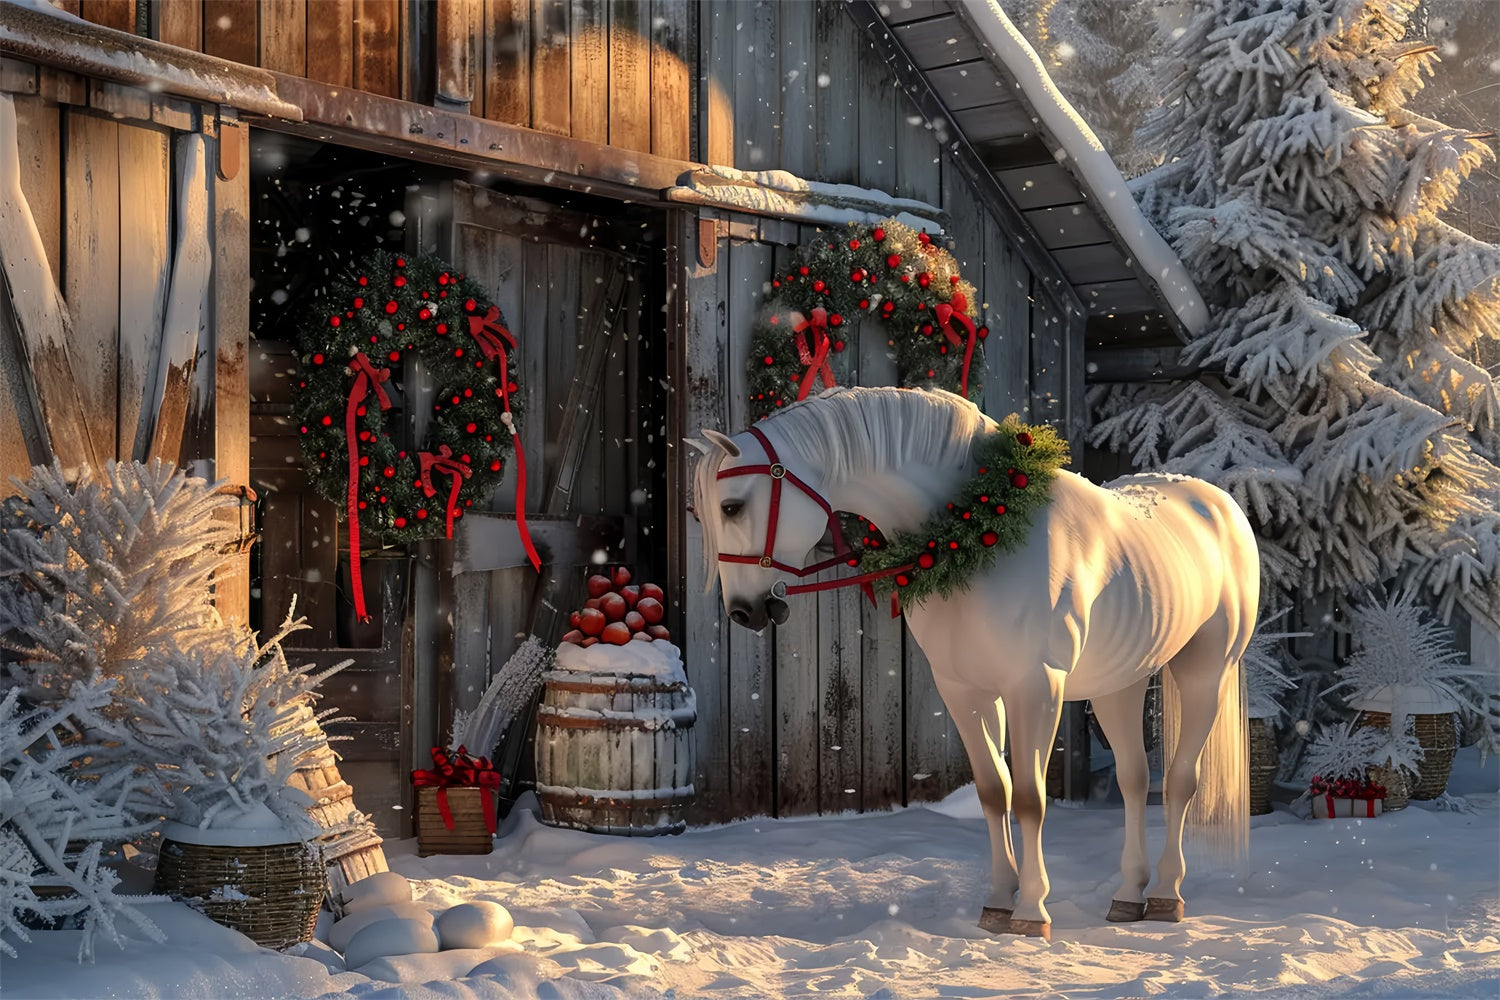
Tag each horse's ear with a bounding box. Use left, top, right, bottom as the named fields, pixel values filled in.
left=700, top=429, right=740, bottom=457
left=683, top=436, right=713, bottom=456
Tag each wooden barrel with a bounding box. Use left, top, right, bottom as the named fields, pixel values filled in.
left=534, top=654, right=696, bottom=836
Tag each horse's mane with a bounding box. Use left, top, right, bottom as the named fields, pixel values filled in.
left=693, top=387, right=994, bottom=587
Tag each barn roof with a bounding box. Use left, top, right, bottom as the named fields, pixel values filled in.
left=853, top=0, right=1208, bottom=348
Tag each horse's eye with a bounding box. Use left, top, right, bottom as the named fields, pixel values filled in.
left=721, top=500, right=743, bottom=519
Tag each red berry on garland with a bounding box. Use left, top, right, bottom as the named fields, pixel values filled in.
left=416, top=508, right=428, bottom=519
left=886, top=254, right=901, bottom=268
left=918, top=231, right=932, bottom=245
left=829, top=313, right=843, bottom=326
left=329, top=315, right=341, bottom=327
left=353, top=297, right=364, bottom=308
left=395, top=516, right=407, bottom=528
left=419, top=307, right=432, bottom=320
left=859, top=299, right=870, bottom=309
left=921, top=324, right=934, bottom=335
left=358, top=275, right=369, bottom=286
left=394, top=275, right=407, bottom=287
left=978, top=326, right=989, bottom=340
left=466, top=422, right=477, bottom=433
left=918, top=553, right=935, bottom=569
left=465, top=298, right=477, bottom=311
left=320, top=415, right=332, bottom=426
left=384, top=300, right=398, bottom=314
left=1012, top=473, right=1028, bottom=489
left=927, top=539, right=937, bottom=548
left=981, top=531, right=998, bottom=547
left=961, top=511, right=971, bottom=520
left=949, top=540, right=960, bottom=550
left=813, top=280, right=826, bottom=293
left=995, top=504, right=1006, bottom=515
left=873, top=227, right=886, bottom=241
left=764, top=355, right=775, bottom=365
left=918, top=273, right=930, bottom=288
left=951, top=275, right=960, bottom=285
left=489, top=459, right=502, bottom=471
left=849, top=238, right=860, bottom=250
left=895, top=573, right=909, bottom=587
left=1016, top=432, right=1032, bottom=447
left=773, top=279, right=781, bottom=288
left=300, top=425, right=308, bottom=434
left=388, top=351, right=400, bottom=362
left=833, top=341, right=845, bottom=352
left=799, top=266, right=810, bottom=276
left=313, top=352, right=325, bottom=364
left=383, top=466, right=395, bottom=478
left=396, top=257, right=406, bottom=267
left=979, top=495, right=989, bottom=503
left=436, top=323, right=448, bottom=334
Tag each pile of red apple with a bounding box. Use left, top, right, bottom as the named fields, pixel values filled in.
left=560, top=566, right=671, bottom=647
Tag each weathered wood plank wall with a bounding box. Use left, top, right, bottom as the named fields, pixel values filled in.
left=0, top=78, right=253, bottom=628
left=674, top=2, right=1055, bottom=823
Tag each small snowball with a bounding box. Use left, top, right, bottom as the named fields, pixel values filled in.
left=436, top=901, right=515, bottom=950
left=330, top=900, right=433, bottom=953
left=340, top=871, right=412, bottom=914
left=343, top=917, right=440, bottom=970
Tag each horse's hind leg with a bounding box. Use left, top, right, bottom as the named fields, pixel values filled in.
left=1148, top=636, right=1229, bottom=921
left=935, top=675, right=1020, bottom=931
left=1091, top=677, right=1152, bottom=922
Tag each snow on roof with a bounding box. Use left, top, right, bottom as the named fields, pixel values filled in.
left=964, top=1, right=1210, bottom=335
left=668, top=165, right=946, bottom=234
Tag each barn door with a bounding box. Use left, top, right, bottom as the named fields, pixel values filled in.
left=406, top=182, right=656, bottom=804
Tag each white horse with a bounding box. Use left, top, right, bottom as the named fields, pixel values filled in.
left=690, top=386, right=1258, bottom=940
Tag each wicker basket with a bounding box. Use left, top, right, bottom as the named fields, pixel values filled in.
left=1408, top=712, right=1459, bottom=800
left=1249, top=717, right=1278, bottom=816
left=1355, top=711, right=1412, bottom=812
left=415, top=786, right=494, bottom=856
left=153, top=838, right=326, bottom=949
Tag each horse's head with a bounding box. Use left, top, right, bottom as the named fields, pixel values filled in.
left=688, top=426, right=835, bottom=632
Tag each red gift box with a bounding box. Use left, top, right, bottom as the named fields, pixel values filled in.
left=1309, top=775, right=1385, bottom=819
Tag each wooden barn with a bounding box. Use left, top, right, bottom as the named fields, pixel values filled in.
left=0, top=0, right=1203, bottom=833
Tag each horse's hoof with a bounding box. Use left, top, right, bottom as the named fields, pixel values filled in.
left=1006, top=918, right=1051, bottom=941
left=1106, top=899, right=1147, bottom=922
left=978, top=907, right=1012, bottom=933
left=1145, top=897, right=1184, bottom=922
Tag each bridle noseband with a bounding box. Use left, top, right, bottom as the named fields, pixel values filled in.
left=714, top=427, right=854, bottom=590
left=713, top=427, right=911, bottom=603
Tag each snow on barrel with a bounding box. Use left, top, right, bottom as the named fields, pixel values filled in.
left=535, top=637, right=697, bottom=836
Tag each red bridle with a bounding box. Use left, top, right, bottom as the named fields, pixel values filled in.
left=714, top=427, right=912, bottom=603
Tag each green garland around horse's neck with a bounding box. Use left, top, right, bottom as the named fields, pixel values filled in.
left=859, top=418, right=1069, bottom=606
left=746, top=218, right=989, bottom=421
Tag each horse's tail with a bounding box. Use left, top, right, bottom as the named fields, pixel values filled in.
left=1162, top=653, right=1250, bottom=865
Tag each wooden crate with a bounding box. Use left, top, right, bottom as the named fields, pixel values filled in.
left=415, top=786, right=494, bottom=856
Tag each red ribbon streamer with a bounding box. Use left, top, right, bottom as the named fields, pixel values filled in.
left=418, top=444, right=472, bottom=540
left=791, top=307, right=837, bottom=401
left=467, top=307, right=541, bottom=572
left=934, top=291, right=979, bottom=398
left=344, top=352, right=393, bottom=623
left=411, top=745, right=501, bottom=833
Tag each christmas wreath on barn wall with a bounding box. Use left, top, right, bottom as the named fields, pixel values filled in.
left=291, top=250, right=538, bottom=619
left=746, top=219, right=989, bottom=421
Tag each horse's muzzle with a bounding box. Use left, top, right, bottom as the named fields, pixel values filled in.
left=728, top=594, right=791, bottom=632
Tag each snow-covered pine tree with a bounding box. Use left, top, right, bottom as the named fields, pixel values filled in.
left=1007, top=0, right=1167, bottom=177
left=0, top=682, right=165, bottom=962
left=1091, top=0, right=1500, bottom=630
left=0, top=460, right=234, bottom=704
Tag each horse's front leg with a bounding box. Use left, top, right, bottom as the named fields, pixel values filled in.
left=1003, top=665, right=1067, bottom=939
left=932, top=674, right=1019, bottom=930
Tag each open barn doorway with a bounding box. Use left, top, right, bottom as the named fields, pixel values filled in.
left=246, top=131, right=671, bottom=836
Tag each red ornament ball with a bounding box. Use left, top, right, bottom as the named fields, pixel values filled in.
left=393, top=275, right=407, bottom=288
left=384, top=300, right=398, bottom=314
left=1012, top=473, right=1029, bottom=489
left=394, top=516, right=407, bottom=528
left=1016, top=432, right=1033, bottom=447
left=886, top=254, right=902, bottom=268
left=873, top=227, right=886, bottom=241
left=849, top=238, right=861, bottom=250
left=329, top=315, right=341, bottom=327
left=981, top=531, right=998, bottom=547
left=918, top=553, right=935, bottom=569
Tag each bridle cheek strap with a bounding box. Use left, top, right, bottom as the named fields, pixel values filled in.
left=715, top=426, right=853, bottom=580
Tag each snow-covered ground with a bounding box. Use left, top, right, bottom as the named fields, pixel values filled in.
left=8, top=749, right=1499, bottom=999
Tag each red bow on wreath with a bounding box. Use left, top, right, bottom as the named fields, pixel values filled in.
left=411, top=745, right=501, bottom=833
left=467, top=306, right=541, bottom=572
left=417, top=445, right=472, bottom=540
left=345, top=352, right=393, bottom=623
left=791, top=307, right=837, bottom=401
left=934, top=291, right=979, bottom=398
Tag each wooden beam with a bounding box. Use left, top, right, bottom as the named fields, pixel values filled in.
left=0, top=94, right=101, bottom=472
left=212, top=113, right=252, bottom=624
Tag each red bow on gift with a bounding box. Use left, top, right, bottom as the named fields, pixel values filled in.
left=411, top=745, right=501, bottom=834
left=417, top=444, right=472, bottom=540
left=934, top=291, right=979, bottom=398
left=466, top=306, right=541, bottom=573
left=344, top=352, right=393, bottom=623
left=791, top=307, right=837, bottom=401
